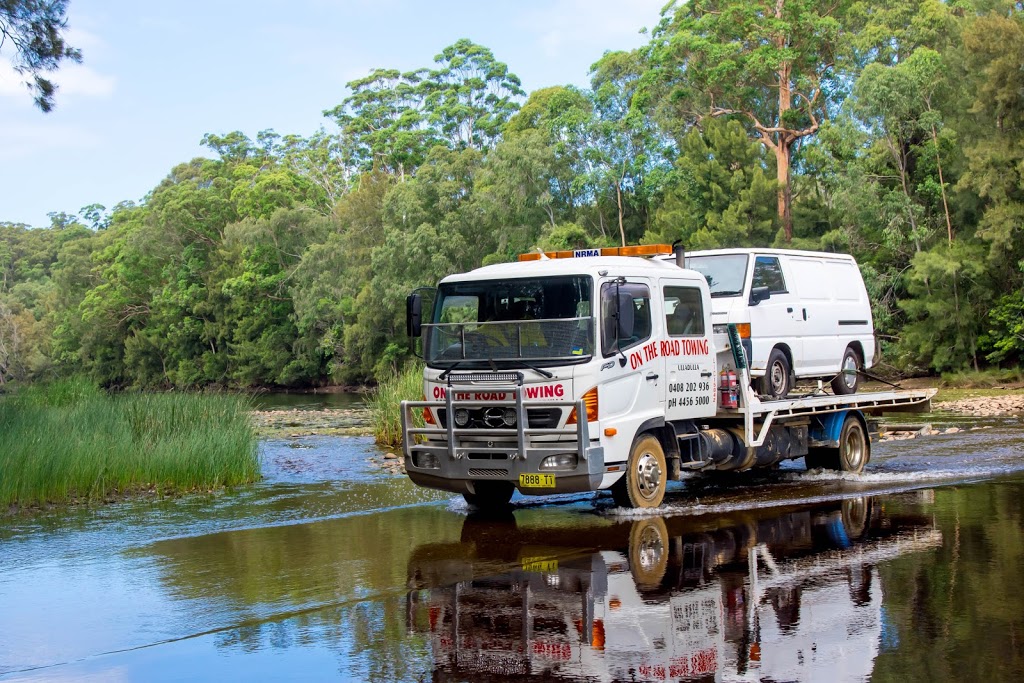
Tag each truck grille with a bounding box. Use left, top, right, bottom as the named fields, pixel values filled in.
left=438, top=407, right=561, bottom=429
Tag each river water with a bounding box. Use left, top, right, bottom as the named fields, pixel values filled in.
left=1, top=414, right=1023, bottom=682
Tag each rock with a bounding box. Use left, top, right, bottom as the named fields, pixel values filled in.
left=384, top=452, right=399, bottom=460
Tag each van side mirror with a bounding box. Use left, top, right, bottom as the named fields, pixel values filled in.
left=406, top=294, right=423, bottom=337
left=749, top=286, right=771, bottom=306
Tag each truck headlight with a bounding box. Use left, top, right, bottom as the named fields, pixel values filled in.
left=503, top=408, right=517, bottom=426
left=454, top=409, right=470, bottom=427
left=539, top=453, right=578, bottom=471
left=413, top=453, right=440, bottom=469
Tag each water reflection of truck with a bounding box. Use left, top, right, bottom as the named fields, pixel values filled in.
left=402, top=245, right=935, bottom=509
left=406, top=496, right=941, bottom=682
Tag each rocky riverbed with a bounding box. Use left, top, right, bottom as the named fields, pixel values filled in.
left=251, top=407, right=373, bottom=437
left=933, top=393, right=1024, bottom=417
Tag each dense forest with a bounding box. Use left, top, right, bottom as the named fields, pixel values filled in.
left=1, top=0, right=1023, bottom=389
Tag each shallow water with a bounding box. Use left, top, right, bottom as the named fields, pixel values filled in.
left=1, top=417, right=1023, bottom=682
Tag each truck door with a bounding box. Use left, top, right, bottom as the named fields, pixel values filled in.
left=598, top=279, right=663, bottom=463
left=661, top=280, right=717, bottom=420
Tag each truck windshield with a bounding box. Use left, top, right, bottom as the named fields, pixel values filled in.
left=426, top=276, right=594, bottom=366
left=685, top=254, right=750, bottom=297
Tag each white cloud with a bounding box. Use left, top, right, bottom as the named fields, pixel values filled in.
left=0, top=121, right=102, bottom=162
left=519, top=0, right=666, bottom=59
left=53, top=63, right=117, bottom=97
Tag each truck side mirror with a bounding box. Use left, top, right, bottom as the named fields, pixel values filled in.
left=617, top=291, right=635, bottom=338
left=749, top=286, right=771, bottom=306
left=406, top=293, right=422, bottom=338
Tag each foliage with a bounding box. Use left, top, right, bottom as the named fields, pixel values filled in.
left=367, top=363, right=424, bottom=447
left=4, top=17, right=1024, bottom=386
left=0, top=0, right=82, bottom=111
left=0, top=377, right=258, bottom=507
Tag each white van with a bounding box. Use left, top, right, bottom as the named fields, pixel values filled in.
left=666, top=248, right=876, bottom=398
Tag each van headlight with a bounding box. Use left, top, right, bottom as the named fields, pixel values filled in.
left=413, top=453, right=440, bottom=469
left=539, top=453, right=578, bottom=471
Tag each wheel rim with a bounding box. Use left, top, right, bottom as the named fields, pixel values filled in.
left=635, top=523, right=666, bottom=573
left=841, top=353, right=858, bottom=390
left=635, top=451, right=663, bottom=501
left=769, top=360, right=787, bottom=395
left=843, top=424, right=867, bottom=470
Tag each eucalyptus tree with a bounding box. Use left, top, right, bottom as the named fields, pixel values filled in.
left=642, top=0, right=853, bottom=241
left=422, top=39, right=525, bottom=151
left=324, top=68, right=437, bottom=178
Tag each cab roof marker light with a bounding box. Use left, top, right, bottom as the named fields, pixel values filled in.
left=518, top=244, right=674, bottom=262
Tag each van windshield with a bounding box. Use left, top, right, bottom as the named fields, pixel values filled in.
left=425, top=276, right=594, bottom=367
left=685, top=254, right=749, bottom=297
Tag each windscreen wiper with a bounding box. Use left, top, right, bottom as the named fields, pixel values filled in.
left=438, top=361, right=464, bottom=381
left=509, top=360, right=554, bottom=379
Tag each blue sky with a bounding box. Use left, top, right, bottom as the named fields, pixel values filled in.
left=0, top=0, right=666, bottom=228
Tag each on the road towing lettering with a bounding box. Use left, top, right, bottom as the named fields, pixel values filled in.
left=432, top=384, right=565, bottom=400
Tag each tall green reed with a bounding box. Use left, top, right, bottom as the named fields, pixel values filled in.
left=0, top=378, right=259, bottom=507
left=368, top=364, right=424, bottom=448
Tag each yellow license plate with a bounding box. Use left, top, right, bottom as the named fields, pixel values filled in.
left=519, top=473, right=556, bottom=488
left=522, top=557, right=559, bottom=573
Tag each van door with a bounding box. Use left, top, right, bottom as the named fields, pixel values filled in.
left=747, top=255, right=803, bottom=375
left=661, top=280, right=716, bottom=420
left=786, top=257, right=835, bottom=374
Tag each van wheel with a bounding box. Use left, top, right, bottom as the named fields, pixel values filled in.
left=805, top=414, right=870, bottom=473
left=611, top=435, right=666, bottom=508
left=758, top=348, right=791, bottom=399
left=463, top=481, right=514, bottom=510
left=831, top=347, right=861, bottom=395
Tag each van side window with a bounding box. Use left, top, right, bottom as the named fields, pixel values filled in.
left=664, top=286, right=705, bottom=337
left=600, top=282, right=652, bottom=356
left=752, top=256, right=787, bottom=293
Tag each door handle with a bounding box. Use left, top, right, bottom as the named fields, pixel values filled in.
left=700, top=371, right=713, bottom=378
left=645, top=372, right=659, bottom=381
left=803, top=308, right=808, bottom=321
left=787, top=307, right=793, bottom=313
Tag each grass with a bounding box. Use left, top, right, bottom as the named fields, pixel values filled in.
left=0, top=378, right=259, bottom=509
left=368, top=364, right=424, bottom=448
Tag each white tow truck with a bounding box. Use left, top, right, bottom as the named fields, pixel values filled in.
left=401, top=244, right=934, bottom=509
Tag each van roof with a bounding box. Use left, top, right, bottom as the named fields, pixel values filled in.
left=676, top=247, right=857, bottom=262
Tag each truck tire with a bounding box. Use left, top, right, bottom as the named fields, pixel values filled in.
left=758, top=347, right=791, bottom=399
left=612, top=435, right=667, bottom=508
left=629, top=517, right=668, bottom=590
left=463, top=481, right=514, bottom=510
left=805, top=414, right=870, bottom=473
left=831, top=346, right=861, bottom=395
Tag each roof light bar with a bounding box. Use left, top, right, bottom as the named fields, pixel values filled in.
left=518, top=244, right=673, bottom=262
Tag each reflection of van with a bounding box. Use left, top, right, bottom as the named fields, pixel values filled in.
left=670, top=248, right=876, bottom=398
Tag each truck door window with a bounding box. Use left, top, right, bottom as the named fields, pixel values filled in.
left=752, top=256, right=787, bottom=293
left=601, top=282, right=652, bottom=356
left=664, top=286, right=705, bottom=337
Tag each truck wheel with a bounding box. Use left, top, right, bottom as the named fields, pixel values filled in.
left=831, top=346, right=861, bottom=395
left=758, top=348, right=791, bottom=399
left=612, top=435, right=667, bottom=508
left=629, top=517, right=668, bottom=590
left=805, top=415, right=870, bottom=473
left=463, top=481, right=514, bottom=510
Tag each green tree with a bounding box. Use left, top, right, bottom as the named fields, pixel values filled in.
left=422, top=38, right=525, bottom=151
left=643, top=0, right=852, bottom=240
left=0, top=0, right=81, bottom=111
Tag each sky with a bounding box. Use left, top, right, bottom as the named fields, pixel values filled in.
left=0, top=0, right=666, bottom=228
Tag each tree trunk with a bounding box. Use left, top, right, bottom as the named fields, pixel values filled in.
left=616, top=182, right=626, bottom=247
left=776, top=142, right=793, bottom=241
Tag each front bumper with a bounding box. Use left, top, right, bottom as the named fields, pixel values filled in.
left=401, top=379, right=604, bottom=496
